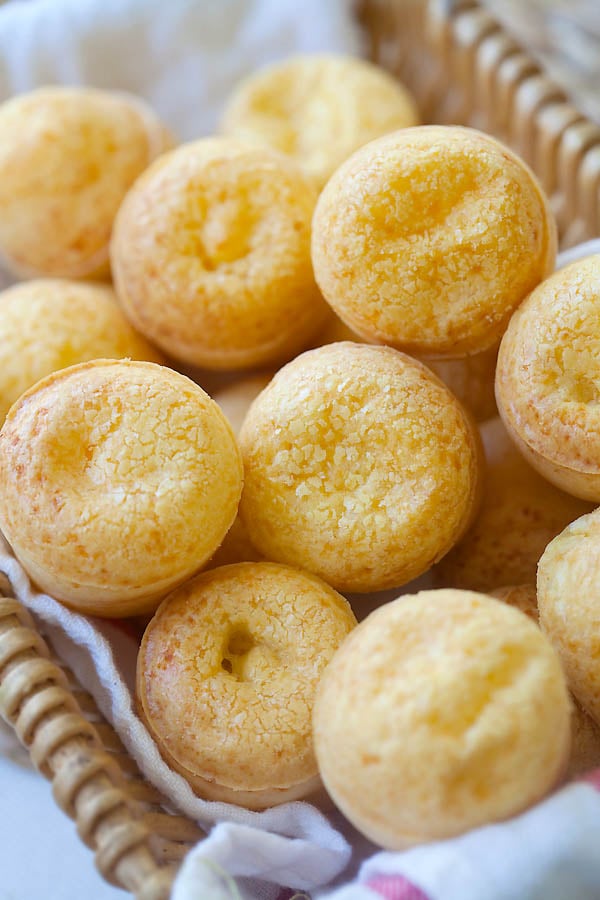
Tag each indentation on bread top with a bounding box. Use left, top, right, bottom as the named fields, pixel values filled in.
left=239, top=342, right=481, bottom=592
left=312, top=125, right=556, bottom=357
left=0, top=359, right=243, bottom=611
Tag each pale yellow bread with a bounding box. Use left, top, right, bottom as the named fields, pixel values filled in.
left=0, top=86, right=172, bottom=280
left=0, top=359, right=242, bottom=616
left=497, top=255, right=600, bottom=501
left=312, top=125, right=556, bottom=357
left=111, top=138, right=329, bottom=370
left=137, top=561, right=357, bottom=808
left=220, top=54, right=419, bottom=190
left=0, top=279, right=164, bottom=423
left=313, top=589, right=571, bottom=849
left=491, top=584, right=600, bottom=779
left=538, top=509, right=600, bottom=726
left=434, top=418, right=592, bottom=591
left=238, top=342, right=482, bottom=593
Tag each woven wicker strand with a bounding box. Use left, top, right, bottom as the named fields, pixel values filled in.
left=360, top=0, right=600, bottom=247
left=0, top=574, right=203, bottom=900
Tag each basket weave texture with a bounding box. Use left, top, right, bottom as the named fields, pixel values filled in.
left=1, top=1, right=600, bottom=897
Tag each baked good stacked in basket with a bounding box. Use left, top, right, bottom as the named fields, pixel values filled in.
left=1, top=51, right=599, bottom=864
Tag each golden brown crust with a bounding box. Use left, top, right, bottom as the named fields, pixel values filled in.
left=111, top=138, right=329, bottom=370
left=434, top=418, right=592, bottom=591
left=0, top=359, right=243, bottom=616
left=0, top=87, right=172, bottom=280
left=0, top=279, right=164, bottom=423
left=312, top=126, right=556, bottom=357
left=496, top=255, right=600, bottom=500
left=239, top=342, right=482, bottom=593
left=538, top=510, right=600, bottom=726
left=136, top=561, right=356, bottom=808
left=220, top=54, right=419, bottom=190
left=313, top=589, right=571, bottom=848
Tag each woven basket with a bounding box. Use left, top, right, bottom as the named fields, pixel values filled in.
left=1, top=2, right=600, bottom=898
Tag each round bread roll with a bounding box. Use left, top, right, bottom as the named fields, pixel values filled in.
left=111, top=138, right=329, bottom=370
left=312, top=126, right=556, bottom=357
left=434, top=418, right=592, bottom=591
left=497, top=255, right=600, bottom=501
left=0, top=279, right=164, bottom=423
left=220, top=54, right=419, bottom=190
left=538, top=510, right=600, bottom=726
left=0, top=86, right=172, bottom=280
left=313, top=589, right=571, bottom=848
left=0, top=359, right=242, bottom=616
left=137, top=561, right=357, bottom=808
left=239, top=342, right=482, bottom=593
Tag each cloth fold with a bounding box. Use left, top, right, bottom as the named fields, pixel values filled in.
left=0, top=534, right=352, bottom=895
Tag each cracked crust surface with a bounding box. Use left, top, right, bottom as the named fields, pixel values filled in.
left=137, top=561, right=356, bottom=807
left=111, top=138, right=329, bottom=370
left=220, top=54, right=419, bottom=189
left=313, top=589, right=571, bottom=848
left=0, top=359, right=243, bottom=615
left=310, top=314, right=499, bottom=422
left=0, top=279, right=164, bottom=423
left=238, top=342, right=482, bottom=593
left=312, top=126, right=556, bottom=357
left=0, top=86, right=172, bottom=279
left=497, top=255, right=600, bottom=500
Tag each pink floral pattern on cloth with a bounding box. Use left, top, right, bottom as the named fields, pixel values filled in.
left=364, top=874, right=431, bottom=900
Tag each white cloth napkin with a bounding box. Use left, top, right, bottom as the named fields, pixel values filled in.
left=320, top=777, right=600, bottom=900
left=0, top=535, right=352, bottom=895
left=4, top=533, right=600, bottom=900
left=0, top=0, right=362, bottom=139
